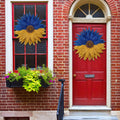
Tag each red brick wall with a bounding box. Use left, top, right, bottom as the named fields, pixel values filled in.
left=108, top=0, right=120, bottom=110
left=0, top=0, right=6, bottom=110
left=0, top=0, right=120, bottom=111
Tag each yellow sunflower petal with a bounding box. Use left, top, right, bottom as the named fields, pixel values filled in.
left=84, top=48, right=90, bottom=60
left=89, top=48, right=94, bottom=59
left=74, top=42, right=105, bottom=61
left=14, top=28, right=46, bottom=45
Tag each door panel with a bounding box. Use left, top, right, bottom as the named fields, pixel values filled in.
left=73, top=23, right=106, bottom=105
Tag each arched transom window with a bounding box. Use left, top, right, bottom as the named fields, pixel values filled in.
left=74, top=3, right=104, bottom=18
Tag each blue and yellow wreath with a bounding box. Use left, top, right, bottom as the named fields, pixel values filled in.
left=74, top=29, right=105, bottom=61
left=15, top=13, right=46, bottom=45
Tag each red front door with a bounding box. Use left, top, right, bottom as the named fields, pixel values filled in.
left=73, top=24, right=106, bottom=105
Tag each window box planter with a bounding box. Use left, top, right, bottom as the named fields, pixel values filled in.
left=5, top=66, right=55, bottom=92
left=6, top=79, right=23, bottom=88
left=6, top=77, right=50, bottom=88
left=39, top=76, right=49, bottom=88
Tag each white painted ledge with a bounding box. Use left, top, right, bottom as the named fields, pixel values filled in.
left=69, top=106, right=111, bottom=111
left=64, top=116, right=118, bottom=120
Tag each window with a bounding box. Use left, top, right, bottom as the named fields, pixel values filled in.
left=74, top=3, right=104, bottom=18
left=5, top=117, right=29, bottom=120
left=12, top=3, right=48, bottom=70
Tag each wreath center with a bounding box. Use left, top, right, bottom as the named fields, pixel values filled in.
left=26, top=25, right=34, bottom=33
left=86, top=40, right=94, bottom=48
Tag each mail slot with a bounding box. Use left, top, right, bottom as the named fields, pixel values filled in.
left=85, top=74, right=95, bottom=78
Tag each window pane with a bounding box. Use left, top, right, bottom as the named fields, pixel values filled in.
left=26, top=44, right=35, bottom=53
left=41, top=21, right=46, bottom=27
left=5, top=118, right=29, bottom=120
left=19, top=118, right=29, bottom=120
left=6, top=118, right=17, bottom=120
left=15, top=40, right=24, bottom=53
left=80, top=4, right=88, bottom=15
left=74, top=9, right=86, bottom=17
left=26, top=55, right=35, bottom=69
left=37, top=55, right=46, bottom=67
left=14, top=5, right=24, bottom=20
left=90, top=4, right=99, bottom=15
left=37, top=40, right=46, bottom=53
left=41, top=21, right=46, bottom=36
left=36, top=5, right=46, bottom=20
left=25, top=5, right=35, bottom=15
left=14, top=22, right=18, bottom=35
left=15, top=55, right=24, bottom=70
left=93, top=9, right=104, bottom=18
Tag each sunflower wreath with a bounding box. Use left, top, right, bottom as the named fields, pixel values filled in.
left=74, top=28, right=105, bottom=61
left=15, top=13, right=46, bottom=45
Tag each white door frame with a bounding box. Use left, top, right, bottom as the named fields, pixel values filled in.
left=69, top=0, right=111, bottom=108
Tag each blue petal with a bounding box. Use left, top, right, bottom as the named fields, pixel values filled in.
left=74, top=28, right=105, bottom=46
left=15, top=13, right=45, bottom=31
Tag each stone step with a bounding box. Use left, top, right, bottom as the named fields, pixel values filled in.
left=63, top=116, right=118, bottom=120
left=69, top=106, right=111, bottom=116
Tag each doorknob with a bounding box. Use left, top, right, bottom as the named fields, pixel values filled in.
left=73, top=74, right=76, bottom=77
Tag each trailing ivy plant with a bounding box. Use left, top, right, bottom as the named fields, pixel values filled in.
left=40, top=65, right=55, bottom=85
left=5, top=66, right=31, bottom=82
left=5, top=72, right=21, bottom=82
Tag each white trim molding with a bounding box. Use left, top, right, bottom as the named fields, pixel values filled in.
left=5, top=0, right=53, bottom=73
left=69, top=0, right=111, bottom=108
left=69, top=0, right=111, bottom=22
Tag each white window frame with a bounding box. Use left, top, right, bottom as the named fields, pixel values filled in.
left=5, top=0, right=53, bottom=73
